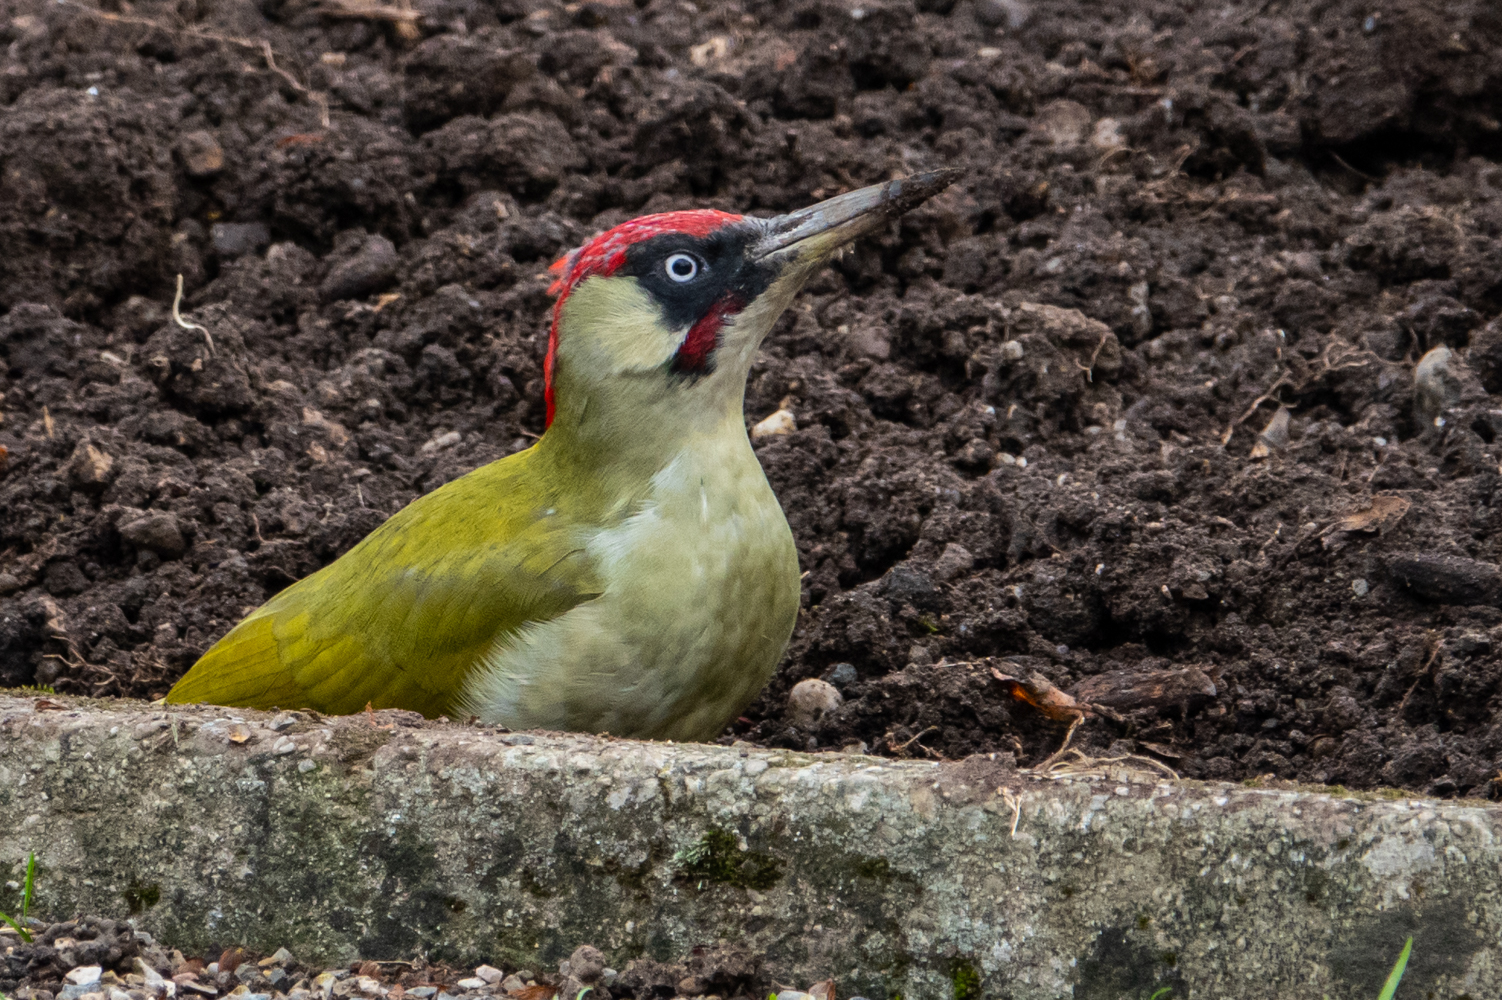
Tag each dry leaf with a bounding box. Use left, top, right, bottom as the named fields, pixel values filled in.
left=33, top=698, right=67, bottom=711
left=1328, top=494, right=1411, bottom=536
left=807, top=981, right=835, bottom=1000
left=991, top=668, right=1084, bottom=723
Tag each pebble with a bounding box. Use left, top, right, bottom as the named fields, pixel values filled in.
left=470, top=968, right=502, bottom=985
left=750, top=408, right=796, bottom=441
left=822, top=662, right=858, bottom=689
left=67, top=969, right=104, bottom=987
left=406, top=990, right=436, bottom=998
left=787, top=678, right=843, bottom=727
left=211, top=223, right=272, bottom=259
left=452, top=980, right=485, bottom=991
left=177, top=130, right=225, bottom=177
left=119, top=511, right=187, bottom=559
left=1413, top=345, right=1465, bottom=421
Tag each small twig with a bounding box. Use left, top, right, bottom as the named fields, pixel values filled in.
left=1220, top=371, right=1291, bottom=445
left=1398, top=633, right=1443, bottom=715
left=1035, top=713, right=1084, bottom=770
left=888, top=725, right=939, bottom=754
left=173, top=274, right=214, bottom=355
left=997, top=787, right=1023, bottom=838
left=1330, top=151, right=1378, bottom=182
left=1074, top=331, right=1112, bottom=383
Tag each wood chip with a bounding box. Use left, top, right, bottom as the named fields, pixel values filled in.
left=1071, top=667, right=1217, bottom=712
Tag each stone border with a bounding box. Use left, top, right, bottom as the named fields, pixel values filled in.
left=1, top=695, right=1495, bottom=999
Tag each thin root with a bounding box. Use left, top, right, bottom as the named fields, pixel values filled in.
left=173, top=274, right=214, bottom=355
left=1035, top=713, right=1084, bottom=770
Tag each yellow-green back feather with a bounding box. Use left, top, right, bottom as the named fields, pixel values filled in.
left=166, top=445, right=603, bottom=717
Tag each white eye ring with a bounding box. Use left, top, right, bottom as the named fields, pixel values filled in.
left=665, top=252, right=700, bottom=283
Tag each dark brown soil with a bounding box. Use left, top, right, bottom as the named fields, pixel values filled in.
left=3, top=0, right=1502, bottom=797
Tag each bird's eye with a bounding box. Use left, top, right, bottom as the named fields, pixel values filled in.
left=665, top=252, right=701, bottom=283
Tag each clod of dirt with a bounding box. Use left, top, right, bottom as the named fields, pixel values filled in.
left=320, top=234, right=400, bottom=303
left=118, top=512, right=188, bottom=560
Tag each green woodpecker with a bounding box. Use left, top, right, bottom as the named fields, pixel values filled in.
left=167, top=171, right=956, bottom=740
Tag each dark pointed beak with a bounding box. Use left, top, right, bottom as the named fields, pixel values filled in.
left=750, top=169, right=961, bottom=263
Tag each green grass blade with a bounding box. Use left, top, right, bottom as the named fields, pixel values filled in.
left=22, top=852, right=35, bottom=918
left=0, top=909, right=32, bottom=943
left=1376, top=937, right=1413, bottom=1000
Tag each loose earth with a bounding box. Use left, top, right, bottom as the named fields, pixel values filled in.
left=2, top=0, right=1502, bottom=795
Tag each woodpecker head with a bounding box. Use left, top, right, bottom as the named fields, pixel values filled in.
left=542, top=170, right=957, bottom=441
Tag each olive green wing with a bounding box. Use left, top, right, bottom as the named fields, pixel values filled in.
left=166, top=449, right=601, bottom=717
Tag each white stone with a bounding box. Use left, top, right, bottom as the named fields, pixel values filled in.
left=750, top=408, right=796, bottom=441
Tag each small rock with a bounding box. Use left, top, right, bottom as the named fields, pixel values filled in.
left=267, top=949, right=295, bottom=967
left=452, top=980, right=486, bottom=992
left=119, top=512, right=187, bottom=559
left=406, top=991, right=435, bottom=999
left=67, top=442, right=115, bottom=490
left=1414, top=345, right=1479, bottom=423
left=999, top=340, right=1025, bottom=361
left=211, top=223, right=272, bottom=259
left=497, top=978, right=524, bottom=993
left=750, top=408, right=796, bottom=441
left=313, top=973, right=337, bottom=1000
left=1249, top=405, right=1290, bottom=458
left=59, top=987, right=96, bottom=1000
left=975, top=0, right=1029, bottom=27
left=931, top=542, right=975, bottom=582
left=472, top=967, right=502, bottom=986
left=178, top=130, right=225, bottom=177
left=420, top=431, right=462, bottom=454
left=1031, top=99, right=1092, bottom=146
left=67, top=969, right=104, bottom=987
left=321, top=234, right=400, bottom=302
left=951, top=438, right=993, bottom=471
left=355, top=977, right=385, bottom=996
left=788, top=678, right=843, bottom=727
left=1090, top=117, right=1125, bottom=151
left=821, top=662, right=858, bottom=689
left=566, top=946, right=605, bottom=985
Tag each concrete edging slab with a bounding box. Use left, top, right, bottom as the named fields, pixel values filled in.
left=0, top=696, right=1495, bottom=999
